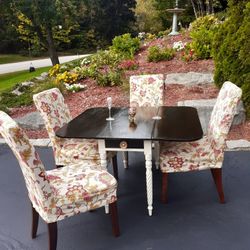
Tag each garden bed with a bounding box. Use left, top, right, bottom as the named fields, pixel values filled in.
left=8, top=34, right=250, bottom=141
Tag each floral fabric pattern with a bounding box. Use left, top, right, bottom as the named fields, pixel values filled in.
left=0, top=111, right=117, bottom=223
left=130, top=74, right=164, bottom=107
left=160, top=81, right=242, bottom=173
left=33, top=88, right=114, bottom=166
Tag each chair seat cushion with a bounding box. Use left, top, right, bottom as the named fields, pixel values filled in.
left=43, top=163, right=117, bottom=222
left=160, top=136, right=223, bottom=173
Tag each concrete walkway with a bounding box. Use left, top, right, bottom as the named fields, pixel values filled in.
left=0, top=54, right=90, bottom=74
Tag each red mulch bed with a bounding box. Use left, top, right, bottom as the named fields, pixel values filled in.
left=9, top=34, right=250, bottom=141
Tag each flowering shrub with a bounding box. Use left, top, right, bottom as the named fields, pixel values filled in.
left=55, top=71, right=79, bottom=85
left=118, top=60, right=139, bottom=70
left=138, top=32, right=157, bottom=41
left=180, top=43, right=196, bottom=62
left=81, top=57, right=91, bottom=66
left=138, top=32, right=146, bottom=40
left=64, top=83, right=86, bottom=92
left=49, top=64, right=60, bottom=77
left=173, top=41, right=185, bottom=51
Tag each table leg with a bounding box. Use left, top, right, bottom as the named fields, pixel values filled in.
left=98, top=140, right=109, bottom=214
left=154, top=141, right=160, bottom=170
left=144, top=140, right=153, bottom=216
left=98, top=139, right=108, bottom=171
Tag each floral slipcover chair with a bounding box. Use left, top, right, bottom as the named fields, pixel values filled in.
left=122, top=74, right=165, bottom=169
left=33, top=88, right=118, bottom=177
left=159, top=81, right=242, bottom=203
left=130, top=74, right=164, bottom=107
left=0, top=111, right=119, bottom=250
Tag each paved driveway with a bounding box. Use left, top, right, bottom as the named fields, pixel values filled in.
left=0, top=54, right=90, bottom=74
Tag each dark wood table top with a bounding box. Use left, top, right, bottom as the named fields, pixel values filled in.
left=56, top=106, right=203, bottom=142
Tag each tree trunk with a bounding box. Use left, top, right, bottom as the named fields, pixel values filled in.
left=197, top=0, right=205, bottom=16
left=207, top=0, right=214, bottom=14
left=190, top=0, right=198, bottom=18
left=45, top=25, right=59, bottom=65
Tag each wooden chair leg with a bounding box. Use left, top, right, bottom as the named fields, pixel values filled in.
left=109, top=201, right=120, bottom=237
left=47, top=222, right=58, bottom=250
left=161, top=173, right=168, bottom=204
left=210, top=168, right=225, bottom=203
left=31, top=204, right=39, bottom=239
left=111, top=155, right=119, bottom=180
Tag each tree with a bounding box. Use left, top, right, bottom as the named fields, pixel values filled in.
left=190, top=0, right=228, bottom=18
left=0, top=0, right=21, bottom=53
left=12, top=0, right=80, bottom=65
left=84, top=0, right=136, bottom=46
left=135, top=0, right=163, bottom=33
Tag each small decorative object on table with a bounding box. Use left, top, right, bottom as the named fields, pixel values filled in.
left=106, top=97, right=114, bottom=121
left=128, top=107, right=137, bottom=130
left=128, top=107, right=137, bottom=123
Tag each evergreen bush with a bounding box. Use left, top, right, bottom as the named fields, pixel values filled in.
left=212, top=0, right=250, bottom=117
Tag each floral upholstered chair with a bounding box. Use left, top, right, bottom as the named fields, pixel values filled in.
left=0, top=111, right=119, bottom=250
left=130, top=74, right=164, bottom=108
left=122, top=74, right=165, bottom=169
left=160, top=81, right=242, bottom=203
left=33, top=88, right=118, bottom=179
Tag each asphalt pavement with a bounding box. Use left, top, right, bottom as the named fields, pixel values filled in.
left=0, top=54, right=89, bottom=74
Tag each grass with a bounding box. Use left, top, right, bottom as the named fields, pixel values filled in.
left=0, top=66, right=51, bottom=92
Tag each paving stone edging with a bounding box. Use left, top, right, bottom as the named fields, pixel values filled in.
left=0, top=138, right=249, bottom=151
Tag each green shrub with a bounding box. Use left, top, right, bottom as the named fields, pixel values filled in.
left=189, top=15, right=220, bottom=59
left=212, top=0, right=250, bottom=117
left=147, top=46, right=175, bottom=62
left=189, top=15, right=220, bottom=32
left=110, top=33, right=140, bottom=59
left=82, top=50, right=124, bottom=86
left=95, top=70, right=123, bottom=87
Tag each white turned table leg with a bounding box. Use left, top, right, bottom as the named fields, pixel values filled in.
left=154, top=141, right=160, bottom=170
left=98, top=140, right=109, bottom=214
left=98, top=139, right=107, bottom=171
left=144, top=140, right=153, bottom=216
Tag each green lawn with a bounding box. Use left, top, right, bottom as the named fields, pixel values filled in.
left=0, top=66, right=51, bottom=92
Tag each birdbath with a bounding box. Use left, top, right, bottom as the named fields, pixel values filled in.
left=167, top=0, right=185, bottom=36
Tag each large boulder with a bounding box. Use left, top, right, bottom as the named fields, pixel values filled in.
left=165, top=72, right=214, bottom=86
left=177, top=99, right=246, bottom=134
left=15, top=111, right=45, bottom=130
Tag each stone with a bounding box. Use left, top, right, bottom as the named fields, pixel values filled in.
left=177, top=99, right=245, bottom=134
left=35, top=72, right=48, bottom=81
left=11, top=88, right=22, bottom=96
left=226, top=140, right=250, bottom=151
left=165, top=72, right=214, bottom=85
left=15, top=111, right=45, bottom=130
left=21, top=81, right=35, bottom=87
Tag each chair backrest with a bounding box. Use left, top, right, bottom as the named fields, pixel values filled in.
left=0, top=111, right=52, bottom=210
left=207, top=81, right=242, bottom=155
left=130, top=74, right=164, bottom=107
left=33, top=88, right=71, bottom=153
